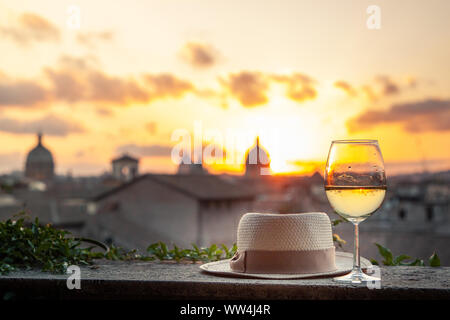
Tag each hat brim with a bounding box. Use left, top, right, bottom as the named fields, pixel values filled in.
left=200, top=251, right=372, bottom=279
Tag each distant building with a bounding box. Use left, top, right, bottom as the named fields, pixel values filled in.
left=1, top=133, right=116, bottom=235
left=244, top=137, right=270, bottom=177
left=112, top=154, right=139, bottom=182
left=0, top=175, right=115, bottom=236
left=235, top=172, right=326, bottom=214
left=84, top=174, right=255, bottom=250
left=25, top=133, right=54, bottom=181
left=381, top=180, right=450, bottom=233
left=177, top=158, right=207, bottom=175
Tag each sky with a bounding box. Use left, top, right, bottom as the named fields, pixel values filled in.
left=0, top=0, right=449, bottom=176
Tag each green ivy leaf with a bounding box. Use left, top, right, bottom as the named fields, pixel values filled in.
left=375, top=243, right=393, bottom=265
left=429, top=252, right=441, bottom=267
left=332, top=219, right=345, bottom=226
left=405, top=258, right=425, bottom=266
left=393, top=254, right=411, bottom=266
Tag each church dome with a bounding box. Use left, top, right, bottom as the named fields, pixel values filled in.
left=25, top=133, right=55, bottom=181
left=245, top=137, right=270, bottom=176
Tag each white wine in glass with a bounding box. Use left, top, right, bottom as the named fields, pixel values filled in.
left=325, top=186, right=386, bottom=222
left=324, top=140, right=387, bottom=283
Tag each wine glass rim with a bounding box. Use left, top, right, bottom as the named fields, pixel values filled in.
left=332, top=139, right=378, bottom=144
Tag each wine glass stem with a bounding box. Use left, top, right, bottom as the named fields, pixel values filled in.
left=353, top=223, right=361, bottom=273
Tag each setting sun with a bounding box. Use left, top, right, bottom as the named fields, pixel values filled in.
left=0, top=0, right=448, bottom=177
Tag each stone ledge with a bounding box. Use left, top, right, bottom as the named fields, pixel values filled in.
left=0, top=260, right=449, bottom=300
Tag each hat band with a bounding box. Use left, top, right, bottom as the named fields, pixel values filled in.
left=229, top=247, right=336, bottom=274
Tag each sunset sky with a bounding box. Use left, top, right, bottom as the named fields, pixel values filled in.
left=0, top=0, right=449, bottom=176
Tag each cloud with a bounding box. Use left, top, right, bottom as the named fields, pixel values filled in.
left=116, top=144, right=172, bottom=157
left=0, top=13, right=60, bottom=45
left=88, top=71, right=150, bottom=104
left=76, top=31, right=114, bottom=49
left=44, top=68, right=85, bottom=103
left=0, top=114, right=84, bottom=136
left=220, top=71, right=269, bottom=107
left=362, top=85, right=378, bottom=102
left=0, top=79, right=48, bottom=106
left=0, top=53, right=322, bottom=109
left=43, top=55, right=196, bottom=105
left=145, top=74, right=195, bottom=99
left=219, top=71, right=318, bottom=107
left=0, top=55, right=198, bottom=108
left=179, top=42, right=218, bottom=68
left=334, top=81, right=357, bottom=96
left=385, top=158, right=450, bottom=174
left=347, top=99, right=450, bottom=133
left=335, top=75, right=421, bottom=102
left=44, top=55, right=150, bottom=104
left=375, top=75, right=400, bottom=96
left=271, top=73, right=317, bottom=103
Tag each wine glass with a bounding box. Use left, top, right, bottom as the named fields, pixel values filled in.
left=324, top=139, right=387, bottom=283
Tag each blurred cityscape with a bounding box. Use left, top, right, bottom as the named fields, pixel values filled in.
left=0, top=133, right=449, bottom=265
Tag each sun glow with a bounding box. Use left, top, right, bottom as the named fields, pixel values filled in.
left=201, top=111, right=327, bottom=176
left=0, top=1, right=449, bottom=176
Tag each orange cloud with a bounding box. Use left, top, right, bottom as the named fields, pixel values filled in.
left=144, top=74, right=195, bottom=99
left=334, top=80, right=357, bottom=96
left=220, top=71, right=269, bottom=107
left=0, top=76, right=48, bottom=107
left=375, top=75, right=400, bottom=96
left=0, top=12, right=60, bottom=45
left=45, top=68, right=85, bottom=103
left=271, top=73, right=317, bottom=103
left=179, top=42, right=218, bottom=68
left=44, top=56, right=196, bottom=105
left=219, top=71, right=318, bottom=107
left=347, top=99, right=450, bottom=133
left=88, top=71, right=150, bottom=104
left=0, top=55, right=198, bottom=108
left=334, top=76, right=421, bottom=102
left=0, top=114, right=84, bottom=136
left=362, top=85, right=378, bottom=102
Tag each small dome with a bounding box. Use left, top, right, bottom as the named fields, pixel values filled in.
left=25, top=133, right=54, bottom=181
left=245, top=137, right=270, bottom=177
left=245, top=137, right=270, bottom=166
left=26, top=144, right=53, bottom=164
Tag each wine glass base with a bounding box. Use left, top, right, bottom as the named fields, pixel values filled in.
left=333, top=269, right=380, bottom=284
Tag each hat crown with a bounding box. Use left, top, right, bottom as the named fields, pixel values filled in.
left=237, top=212, right=334, bottom=251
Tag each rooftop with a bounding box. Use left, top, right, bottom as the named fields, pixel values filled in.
left=93, top=174, right=256, bottom=202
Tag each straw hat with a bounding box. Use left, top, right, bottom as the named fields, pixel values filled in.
left=200, top=212, right=372, bottom=279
